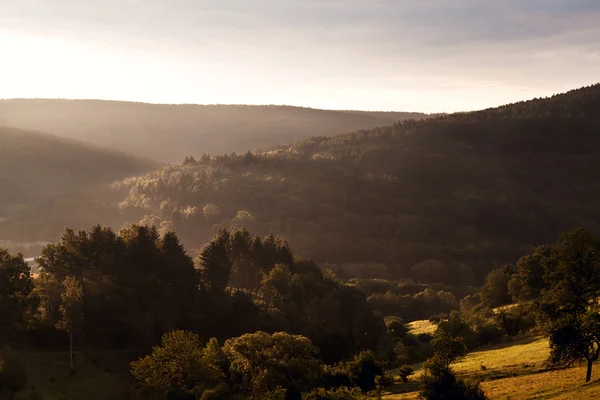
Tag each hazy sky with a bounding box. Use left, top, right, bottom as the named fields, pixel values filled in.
left=1, top=0, right=599, bottom=112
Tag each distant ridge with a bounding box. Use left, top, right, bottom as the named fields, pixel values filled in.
left=0, top=125, right=155, bottom=244
left=0, top=99, right=429, bottom=163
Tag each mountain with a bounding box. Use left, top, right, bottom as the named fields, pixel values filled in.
left=0, top=99, right=429, bottom=163
left=113, top=83, right=600, bottom=284
left=0, top=126, right=155, bottom=250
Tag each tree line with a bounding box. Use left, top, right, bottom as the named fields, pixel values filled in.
left=114, top=84, right=600, bottom=287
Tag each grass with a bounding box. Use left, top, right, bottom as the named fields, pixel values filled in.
left=406, top=320, right=437, bottom=335
left=453, top=336, right=549, bottom=378
left=384, top=336, right=600, bottom=399
left=14, top=351, right=134, bottom=400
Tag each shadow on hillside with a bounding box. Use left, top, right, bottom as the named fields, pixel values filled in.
left=467, top=335, right=541, bottom=355
left=385, top=381, right=420, bottom=396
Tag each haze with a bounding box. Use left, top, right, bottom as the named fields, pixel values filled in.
left=2, top=0, right=599, bottom=112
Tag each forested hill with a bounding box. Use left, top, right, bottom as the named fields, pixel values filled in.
left=0, top=99, right=428, bottom=163
left=0, top=126, right=155, bottom=245
left=114, top=83, right=600, bottom=284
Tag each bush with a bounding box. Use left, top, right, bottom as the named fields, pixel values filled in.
left=327, top=351, right=383, bottom=392
left=419, top=358, right=487, bottom=400
left=398, top=365, right=415, bottom=383
left=386, top=318, right=409, bottom=339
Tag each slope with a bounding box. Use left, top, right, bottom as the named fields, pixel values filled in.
left=385, top=337, right=600, bottom=400
left=0, top=99, right=428, bottom=163
left=0, top=126, right=155, bottom=249
left=113, top=83, right=600, bottom=284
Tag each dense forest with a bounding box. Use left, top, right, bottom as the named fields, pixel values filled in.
left=0, top=100, right=428, bottom=163
left=2, top=223, right=599, bottom=399
left=2, top=83, right=600, bottom=399
left=115, top=84, right=600, bottom=284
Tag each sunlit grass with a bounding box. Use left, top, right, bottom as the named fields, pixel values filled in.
left=383, top=336, right=600, bottom=399
left=407, top=320, right=437, bottom=335
left=453, top=336, right=549, bottom=376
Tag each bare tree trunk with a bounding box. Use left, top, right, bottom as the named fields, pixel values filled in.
left=586, top=358, right=593, bottom=383
left=69, top=331, right=74, bottom=373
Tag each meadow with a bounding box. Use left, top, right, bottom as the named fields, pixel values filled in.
left=384, top=337, right=600, bottom=399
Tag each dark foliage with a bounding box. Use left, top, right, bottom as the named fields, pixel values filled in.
left=115, top=84, right=600, bottom=285
left=419, top=358, right=487, bottom=400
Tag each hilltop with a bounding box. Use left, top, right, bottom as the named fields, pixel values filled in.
left=0, top=99, right=428, bottom=163
left=114, top=83, right=600, bottom=283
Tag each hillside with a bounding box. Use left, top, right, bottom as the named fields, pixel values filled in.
left=0, top=100, right=428, bottom=163
left=385, top=337, right=600, bottom=399
left=114, top=83, right=600, bottom=283
left=0, top=126, right=155, bottom=250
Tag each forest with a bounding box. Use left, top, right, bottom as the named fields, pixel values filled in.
left=1, top=84, right=600, bottom=399
left=2, top=224, right=600, bottom=399
left=114, top=84, right=600, bottom=284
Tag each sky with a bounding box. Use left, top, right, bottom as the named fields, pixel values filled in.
left=1, top=0, right=599, bottom=113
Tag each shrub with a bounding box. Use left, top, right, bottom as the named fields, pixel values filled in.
left=419, top=357, right=487, bottom=400
left=327, top=351, right=383, bottom=392
left=398, top=365, right=415, bottom=383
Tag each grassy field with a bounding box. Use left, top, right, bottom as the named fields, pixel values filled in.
left=384, top=336, right=600, bottom=399
left=13, top=351, right=135, bottom=400
left=406, top=320, right=438, bottom=335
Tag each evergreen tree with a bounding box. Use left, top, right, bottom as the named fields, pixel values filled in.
left=199, top=238, right=233, bottom=291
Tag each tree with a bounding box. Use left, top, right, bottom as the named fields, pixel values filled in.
left=0, top=249, right=33, bottom=339
left=130, top=330, right=224, bottom=399
left=430, top=332, right=467, bottom=367
left=508, top=245, right=551, bottom=302
left=332, top=350, right=384, bottom=392
left=199, top=238, right=232, bottom=291
left=436, top=311, right=478, bottom=351
left=260, top=264, right=293, bottom=306
left=419, top=331, right=484, bottom=400
left=419, top=357, right=486, bottom=400
left=538, top=229, right=600, bottom=382
left=56, top=277, right=84, bottom=372
left=480, top=267, right=512, bottom=309
left=223, top=331, right=322, bottom=399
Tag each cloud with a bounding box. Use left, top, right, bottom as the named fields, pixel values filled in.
left=1, top=0, right=598, bottom=111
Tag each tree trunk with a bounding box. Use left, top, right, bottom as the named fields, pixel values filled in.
left=586, top=358, right=593, bottom=383
left=69, top=331, right=74, bottom=373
